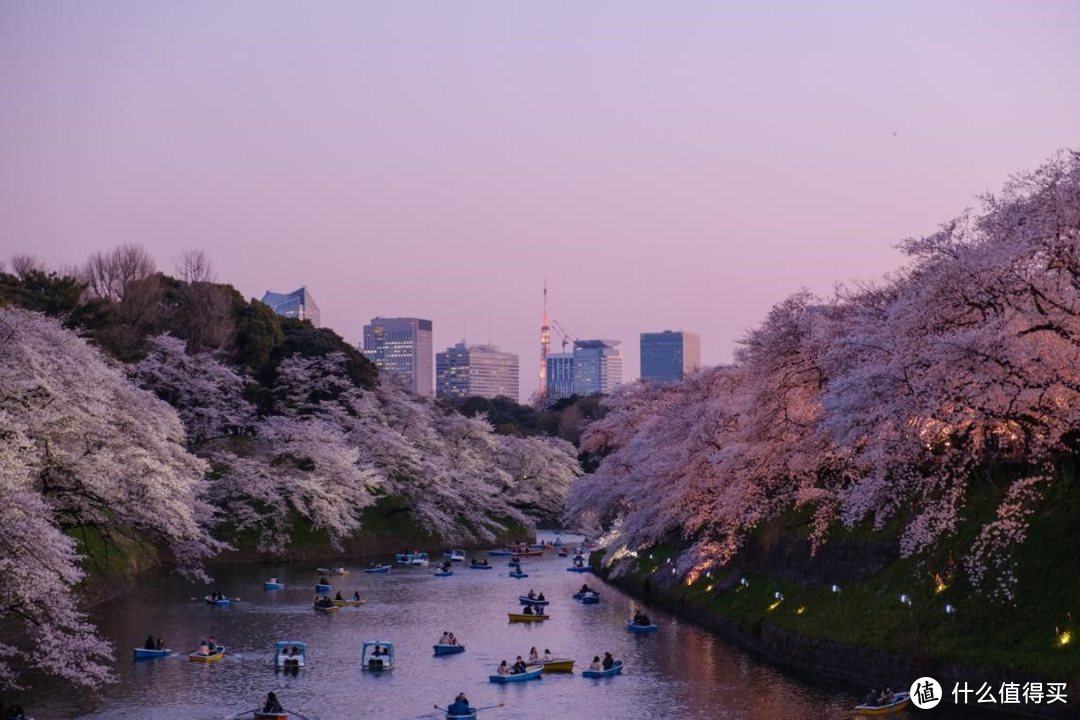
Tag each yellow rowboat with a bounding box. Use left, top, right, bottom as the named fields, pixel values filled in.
left=540, top=658, right=574, bottom=672
left=189, top=646, right=225, bottom=662
left=314, top=604, right=340, bottom=613
left=508, top=613, right=549, bottom=623
left=854, top=692, right=910, bottom=716
left=332, top=599, right=365, bottom=607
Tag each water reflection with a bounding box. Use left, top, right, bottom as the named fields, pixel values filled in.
left=15, top=534, right=901, bottom=719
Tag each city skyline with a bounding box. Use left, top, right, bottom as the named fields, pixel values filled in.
left=3, top=3, right=1080, bottom=386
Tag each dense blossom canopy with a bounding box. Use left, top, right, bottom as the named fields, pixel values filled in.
left=568, top=152, right=1080, bottom=597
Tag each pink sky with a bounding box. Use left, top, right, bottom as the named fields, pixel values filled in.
left=2, top=2, right=1079, bottom=399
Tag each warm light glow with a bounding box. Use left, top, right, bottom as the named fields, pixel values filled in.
left=1057, top=629, right=1072, bottom=647
left=705, top=584, right=714, bottom=592
left=768, top=600, right=781, bottom=611
left=795, top=606, right=806, bottom=615
left=933, top=573, right=947, bottom=594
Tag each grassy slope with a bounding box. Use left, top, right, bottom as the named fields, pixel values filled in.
left=615, top=460, right=1080, bottom=679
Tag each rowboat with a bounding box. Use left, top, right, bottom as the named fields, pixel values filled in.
left=263, top=581, right=285, bottom=590
left=189, top=645, right=225, bottom=662
left=313, top=603, right=339, bottom=613
left=854, top=692, right=911, bottom=716
left=315, top=583, right=332, bottom=593
left=489, top=665, right=543, bottom=683
left=133, top=647, right=170, bottom=659
left=332, top=599, right=365, bottom=606
left=469, top=563, right=493, bottom=570
left=316, top=566, right=347, bottom=575
left=411, top=552, right=431, bottom=567
left=361, top=640, right=394, bottom=670
left=433, top=643, right=466, bottom=656
left=566, top=566, right=590, bottom=573
left=511, top=550, right=543, bottom=558
left=433, top=570, right=454, bottom=577
left=577, top=592, right=600, bottom=604
left=625, top=619, right=658, bottom=633
left=437, top=709, right=477, bottom=719
left=487, top=549, right=513, bottom=557
left=364, top=564, right=391, bottom=574
left=254, top=713, right=287, bottom=720
left=518, top=596, right=549, bottom=606
left=445, top=549, right=466, bottom=562
left=540, top=658, right=574, bottom=672
left=509, top=571, right=529, bottom=579
left=508, top=612, right=549, bottom=622
left=205, top=596, right=231, bottom=606
left=582, top=661, right=623, bottom=678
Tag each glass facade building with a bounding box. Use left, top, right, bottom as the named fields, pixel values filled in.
left=640, top=330, right=701, bottom=383
left=436, top=342, right=520, bottom=400
left=261, top=287, right=321, bottom=327
left=545, top=340, right=622, bottom=403
left=362, top=317, right=434, bottom=396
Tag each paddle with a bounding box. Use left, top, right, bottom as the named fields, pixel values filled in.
left=434, top=704, right=503, bottom=716
left=284, top=709, right=313, bottom=720
left=223, top=707, right=259, bottom=719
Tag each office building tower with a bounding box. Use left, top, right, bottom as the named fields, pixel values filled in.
left=436, top=342, right=520, bottom=400
left=640, top=330, right=701, bottom=383
left=572, top=339, right=623, bottom=396
left=362, top=317, right=434, bottom=395
left=261, top=287, right=320, bottom=326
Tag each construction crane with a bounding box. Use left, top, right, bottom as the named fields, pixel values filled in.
left=551, top=319, right=575, bottom=352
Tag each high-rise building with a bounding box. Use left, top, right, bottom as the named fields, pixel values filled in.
left=544, top=339, right=622, bottom=403
left=436, top=342, right=520, bottom=400
left=261, top=287, right=320, bottom=327
left=640, top=330, right=701, bottom=383
left=362, top=317, right=434, bottom=395
left=572, top=339, right=623, bottom=395
left=545, top=351, right=576, bottom=403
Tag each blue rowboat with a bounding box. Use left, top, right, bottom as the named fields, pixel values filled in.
left=625, top=619, right=658, bottom=633
left=433, top=570, right=454, bottom=577
left=433, top=643, right=466, bottom=656
left=469, top=563, right=493, bottom=570
left=205, top=596, right=231, bottom=606
left=509, top=571, right=529, bottom=579
left=133, top=647, right=170, bottom=659
left=582, top=661, right=623, bottom=678
left=518, top=596, right=549, bottom=606
left=315, top=583, right=332, bottom=593
left=364, top=564, right=391, bottom=574
left=489, top=666, right=543, bottom=683
left=578, top=593, right=600, bottom=605
left=264, top=581, right=285, bottom=590
left=566, top=566, right=590, bottom=573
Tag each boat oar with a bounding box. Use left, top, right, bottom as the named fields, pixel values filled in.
left=223, top=707, right=259, bottom=719
left=284, top=709, right=313, bottom=720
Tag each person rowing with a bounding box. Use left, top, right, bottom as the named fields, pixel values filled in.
left=511, top=656, right=528, bottom=674
left=262, top=691, right=284, bottom=713
left=144, top=635, right=156, bottom=650
left=446, top=692, right=472, bottom=717
left=602, top=652, right=615, bottom=670
left=335, top=590, right=344, bottom=601
left=352, top=590, right=361, bottom=601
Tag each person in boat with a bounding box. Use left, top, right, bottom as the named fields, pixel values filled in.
left=206, top=636, right=218, bottom=652
left=879, top=686, right=894, bottom=705
left=579, top=583, right=591, bottom=594
left=197, top=641, right=211, bottom=656
left=527, top=589, right=536, bottom=599
left=482, top=559, right=489, bottom=566
left=537, top=591, right=546, bottom=601
left=270, top=576, right=279, bottom=583
left=497, top=660, right=510, bottom=675
left=574, top=556, right=584, bottom=568
left=511, top=656, right=528, bottom=674
left=144, top=635, right=156, bottom=650
left=528, top=647, right=539, bottom=663
left=863, top=688, right=880, bottom=707
left=156, top=637, right=165, bottom=650
left=447, top=693, right=472, bottom=717
left=602, top=652, right=615, bottom=670
left=352, top=590, right=361, bottom=601
left=522, top=604, right=534, bottom=615
left=542, top=648, right=554, bottom=661
left=335, top=590, right=344, bottom=601
left=262, top=691, right=284, bottom=713
left=589, top=656, right=602, bottom=671
left=448, top=632, right=458, bottom=645
left=318, top=576, right=329, bottom=586
left=439, top=631, right=451, bottom=645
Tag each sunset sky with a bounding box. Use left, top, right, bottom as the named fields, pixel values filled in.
left=3, top=1, right=1078, bottom=398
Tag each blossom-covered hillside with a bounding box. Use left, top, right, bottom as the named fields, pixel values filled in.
left=568, top=151, right=1080, bottom=601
